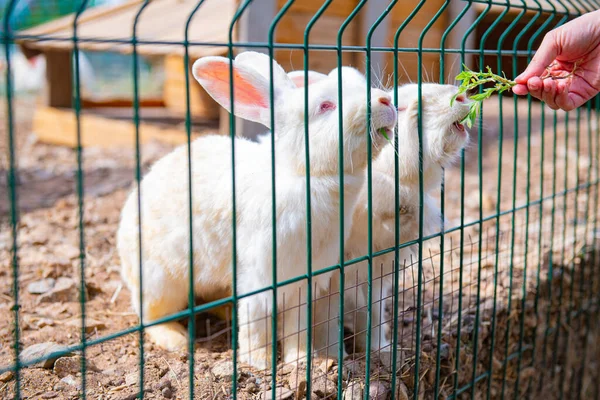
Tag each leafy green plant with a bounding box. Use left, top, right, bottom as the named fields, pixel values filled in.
left=452, top=65, right=516, bottom=128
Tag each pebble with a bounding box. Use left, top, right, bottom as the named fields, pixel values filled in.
left=38, top=277, right=81, bottom=303
left=211, top=360, right=234, bottom=380
left=53, top=356, right=99, bottom=378
left=161, top=386, right=173, bottom=398
left=312, top=374, right=336, bottom=398
left=0, top=371, right=14, bottom=382
left=342, top=381, right=363, bottom=400
left=439, top=343, right=451, bottom=361
left=60, top=374, right=81, bottom=390
left=395, top=380, right=409, bottom=400
left=65, top=318, right=107, bottom=333
left=20, top=342, right=72, bottom=369
left=368, top=380, right=390, bottom=400
left=259, top=386, right=294, bottom=400
left=27, top=278, right=56, bottom=294
left=41, top=392, right=58, bottom=399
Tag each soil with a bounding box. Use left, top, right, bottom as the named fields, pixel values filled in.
left=0, top=95, right=599, bottom=400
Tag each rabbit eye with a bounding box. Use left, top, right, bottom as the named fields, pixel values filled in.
left=318, top=101, right=336, bottom=113
left=399, top=206, right=409, bottom=215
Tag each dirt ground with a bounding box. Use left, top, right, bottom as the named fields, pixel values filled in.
left=0, top=95, right=599, bottom=400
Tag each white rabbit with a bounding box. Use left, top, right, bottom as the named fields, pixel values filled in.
left=342, top=83, right=471, bottom=354
left=117, top=52, right=397, bottom=369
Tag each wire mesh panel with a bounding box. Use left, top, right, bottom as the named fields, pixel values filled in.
left=1, top=0, right=599, bottom=399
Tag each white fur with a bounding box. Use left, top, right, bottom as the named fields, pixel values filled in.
left=342, top=83, right=471, bottom=354
left=117, top=53, right=397, bottom=369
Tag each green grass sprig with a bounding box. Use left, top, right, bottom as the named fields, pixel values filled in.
left=452, top=65, right=516, bottom=128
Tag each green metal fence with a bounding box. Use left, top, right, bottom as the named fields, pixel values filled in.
left=1, top=0, right=600, bottom=399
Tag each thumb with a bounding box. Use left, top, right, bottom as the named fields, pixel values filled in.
left=515, top=32, right=559, bottom=83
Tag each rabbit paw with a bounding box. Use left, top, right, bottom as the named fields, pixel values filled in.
left=146, top=322, right=188, bottom=351
left=239, top=347, right=272, bottom=371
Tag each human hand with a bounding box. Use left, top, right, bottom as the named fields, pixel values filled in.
left=512, top=10, right=600, bottom=111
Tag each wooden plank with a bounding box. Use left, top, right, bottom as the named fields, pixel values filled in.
left=81, top=98, right=165, bottom=108
left=32, top=106, right=207, bottom=148
left=275, top=12, right=358, bottom=73
left=45, top=49, right=73, bottom=108
left=163, top=54, right=221, bottom=119
left=277, top=0, right=359, bottom=17
left=17, top=0, right=237, bottom=59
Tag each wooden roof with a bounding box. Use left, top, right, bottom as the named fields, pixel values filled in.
left=17, top=0, right=236, bottom=58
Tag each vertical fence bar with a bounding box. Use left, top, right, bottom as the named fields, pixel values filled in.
left=438, top=3, right=474, bottom=396
left=267, top=3, right=296, bottom=396
left=227, top=2, right=253, bottom=397
left=499, top=3, right=531, bottom=397
left=183, top=2, right=208, bottom=397
left=131, top=2, right=151, bottom=398
left=511, top=3, right=543, bottom=396
left=73, top=0, right=90, bottom=397
left=538, top=2, right=570, bottom=393
left=2, top=1, right=20, bottom=397
left=577, top=100, right=596, bottom=399
left=415, top=5, right=451, bottom=397
left=484, top=4, right=522, bottom=398
left=453, top=3, right=492, bottom=397
left=365, top=5, right=396, bottom=399
left=301, top=3, right=332, bottom=396
left=525, top=5, right=558, bottom=397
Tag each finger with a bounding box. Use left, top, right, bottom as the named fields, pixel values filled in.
left=555, top=81, right=576, bottom=111
left=515, top=32, right=558, bottom=83
left=527, top=77, right=544, bottom=100
left=541, top=79, right=559, bottom=109
left=512, top=83, right=529, bottom=96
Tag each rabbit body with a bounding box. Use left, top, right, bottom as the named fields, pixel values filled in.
left=117, top=53, right=397, bottom=369
left=342, top=84, right=471, bottom=354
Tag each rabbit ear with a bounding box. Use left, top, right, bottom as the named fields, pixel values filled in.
left=328, top=66, right=366, bottom=84
left=234, top=51, right=296, bottom=92
left=192, top=55, right=273, bottom=127
left=287, top=70, right=328, bottom=87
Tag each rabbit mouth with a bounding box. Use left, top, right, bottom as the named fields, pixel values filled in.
left=452, top=121, right=466, bottom=134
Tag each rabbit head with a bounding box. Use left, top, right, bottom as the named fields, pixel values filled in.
left=192, top=53, right=397, bottom=177
left=376, top=84, right=470, bottom=190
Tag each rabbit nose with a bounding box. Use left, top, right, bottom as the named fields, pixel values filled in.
left=378, top=96, right=392, bottom=107
left=455, top=94, right=466, bottom=103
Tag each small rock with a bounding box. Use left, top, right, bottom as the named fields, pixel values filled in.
left=60, top=374, right=81, bottom=390
left=439, top=343, right=450, bottom=361
left=287, top=364, right=307, bottom=396
left=161, top=386, right=173, bottom=398
left=343, top=381, right=363, bottom=400
left=280, top=363, right=296, bottom=374
left=260, top=386, right=294, bottom=400
left=20, top=342, right=72, bottom=369
left=53, top=356, right=99, bottom=378
left=312, top=374, right=336, bottom=398
left=211, top=360, right=234, bottom=380
left=368, top=380, right=390, bottom=400
left=0, top=371, right=13, bottom=382
left=56, top=243, right=81, bottom=260
left=125, top=372, right=138, bottom=386
left=395, top=380, right=409, bottom=400
left=35, top=318, right=55, bottom=329
left=41, top=392, right=59, bottom=399
left=157, top=377, right=172, bottom=391
left=245, top=382, right=258, bottom=393
left=65, top=318, right=106, bottom=333
left=27, top=278, right=56, bottom=294
left=318, top=357, right=335, bottom=374
left=38, top=277, right=81, bottom=303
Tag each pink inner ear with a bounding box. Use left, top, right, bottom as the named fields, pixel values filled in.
left=397, top=105, right=407, bottom=112
left=196, top=60, right=268, bottom=108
